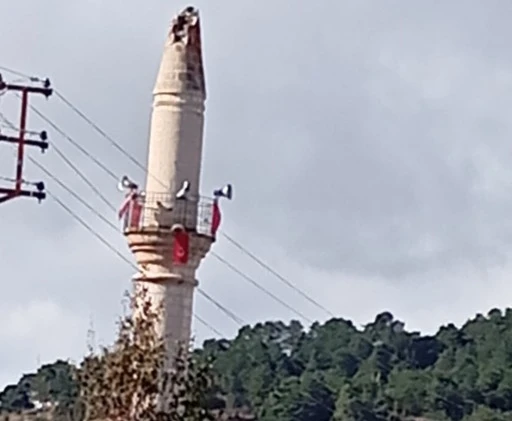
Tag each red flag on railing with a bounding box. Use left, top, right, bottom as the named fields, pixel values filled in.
left=173, top=230, right=190, bottom=264
left=211, top=199, right=221, bottom=237
left=118, top=193, right=133, bottom=219
left=211, top=184, right=232, bottom=237
left=118, top=192, right=142, bottom=229
left=129, top=201, right=142, bottom=228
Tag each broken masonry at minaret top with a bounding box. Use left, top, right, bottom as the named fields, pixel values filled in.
left=153, top=6, right=206, bottom=97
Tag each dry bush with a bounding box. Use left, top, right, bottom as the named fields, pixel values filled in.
left=76, top=287, right=215, bottom=421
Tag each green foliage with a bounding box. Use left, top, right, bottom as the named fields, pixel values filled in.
left=0, top=360, right=78, bottom=420
left=76, top=288, right=216, bottom=421
left=1, top=288, right=216, bottom=421
left=7, top=308, right=512, bottom=420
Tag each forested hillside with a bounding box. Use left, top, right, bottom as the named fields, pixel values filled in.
left=3, top=309, right=512, bottom=420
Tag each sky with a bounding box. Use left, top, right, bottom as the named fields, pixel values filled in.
left=2, top=0, right=512, bottom=388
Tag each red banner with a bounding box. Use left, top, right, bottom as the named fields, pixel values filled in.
left=211, top=200, right=221, bottom=236
left=119, top=193, right=142, bottom=229
left=129, top=201, right=142, bottom=229
left=173, top=230, right=189, bottom=264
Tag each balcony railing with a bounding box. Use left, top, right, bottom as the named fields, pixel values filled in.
left=121, top=191, right=216, bottom=237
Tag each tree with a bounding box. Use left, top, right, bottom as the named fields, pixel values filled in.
left=464, top=405, right=510, bottom=421
left=8, top=304, right=512, bottom=420
left=386, top=369, right=431, bottom=417
left=76, top=287, right=216, bottom=421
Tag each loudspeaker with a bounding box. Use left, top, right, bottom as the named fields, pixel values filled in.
left=117, top=175, right=138, bottom=192
left=176, top=180, right=190, bottom=200
left=213, top=183, right=233, bottom=200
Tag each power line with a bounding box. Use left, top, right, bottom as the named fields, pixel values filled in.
left=50, top=142, right=117, bottom=212
left=0, top=109, right=15, bottom=129
left=30, top=157, right=118, bottom=231
left=26, top=102, right=119, bottom=181
left=221, top=232, right=335, bottom=318
left=0, top=174, right=39, bottom=186
left=46, top=189, right=134, bottom=269
left=197, top=288, right=245, bottom=326
left=54, top=91, right=152, bottom=181
left=0, top=65, right=34, bottom=80
left=211, top=252, right=315, bottom=325
left=194, top=314, right=225, bottom=337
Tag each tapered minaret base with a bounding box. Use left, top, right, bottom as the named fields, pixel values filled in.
left=126, top=228, right=213, bottom=354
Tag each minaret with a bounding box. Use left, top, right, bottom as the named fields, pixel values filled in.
left=123, top=6, right=213, bottom=358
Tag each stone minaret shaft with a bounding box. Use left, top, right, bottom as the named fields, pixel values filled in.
left=125, top=7, right=212, bottom=357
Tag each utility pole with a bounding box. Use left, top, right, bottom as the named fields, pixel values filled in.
left=0, top=73, right=52, bottom=204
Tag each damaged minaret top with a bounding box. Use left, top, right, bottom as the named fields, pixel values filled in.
left=145, top=5, right=207, bottom=200
left=153, top=6, right=206, bottom=97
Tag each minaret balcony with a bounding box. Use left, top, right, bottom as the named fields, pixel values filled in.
left=121, top=191, right=217, bottom=239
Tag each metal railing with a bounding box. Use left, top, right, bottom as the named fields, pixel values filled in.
left=121, top=191, right=215, bottom=237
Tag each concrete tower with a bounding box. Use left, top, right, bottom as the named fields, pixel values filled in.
left=122, top=6, right=214, bottom=358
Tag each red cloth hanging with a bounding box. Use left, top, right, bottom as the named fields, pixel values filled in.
left=118, top=193, right=134, bottom=219
left=119, top=192, right=142, bottom=229
left=129, top=200, right=142, bottom=228
left=173, top=230, right=190, bottom=264
left=211, top=199, right=221, bottom=236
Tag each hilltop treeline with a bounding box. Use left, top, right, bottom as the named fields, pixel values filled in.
left=3, top=309, right=512, bottom=420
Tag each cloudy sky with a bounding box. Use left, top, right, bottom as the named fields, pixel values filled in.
left=2, top=0, right=512, bottom=388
